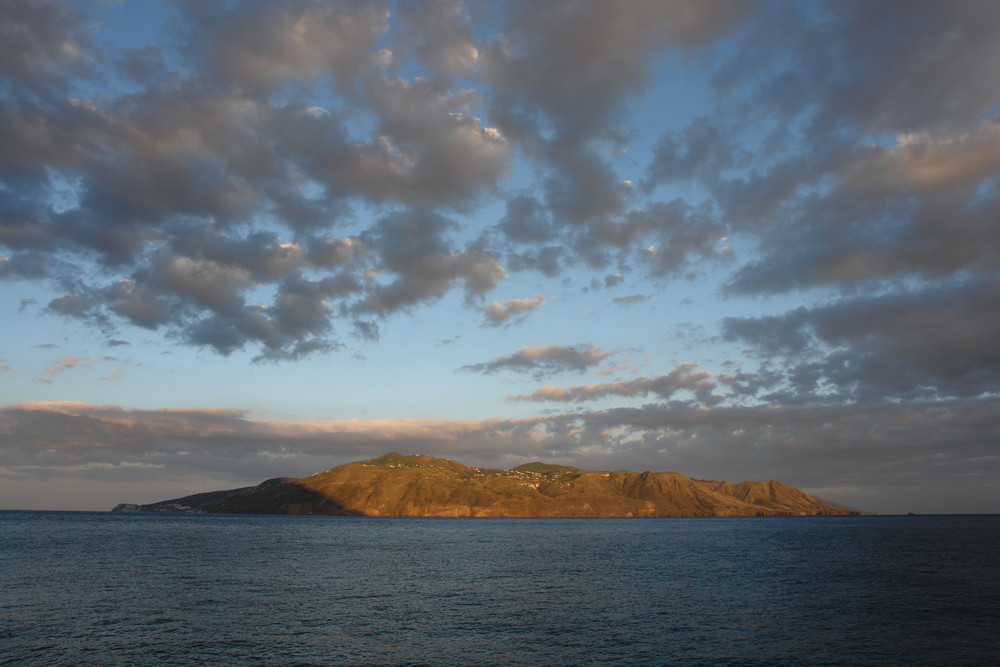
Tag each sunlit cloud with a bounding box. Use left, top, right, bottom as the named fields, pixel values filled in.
left=481, top=294, right=547, bottom=327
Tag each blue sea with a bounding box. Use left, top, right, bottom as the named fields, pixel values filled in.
left=2, top=512, right=999, bottom=666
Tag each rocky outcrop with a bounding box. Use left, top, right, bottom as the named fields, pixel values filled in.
left=113, top=452, right=862, bottom=517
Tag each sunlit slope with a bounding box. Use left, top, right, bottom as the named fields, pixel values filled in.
left=115, top=452, right=859, bottom=516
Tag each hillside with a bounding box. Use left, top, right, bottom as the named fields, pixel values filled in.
left=112, top=452, right=861, bottom=517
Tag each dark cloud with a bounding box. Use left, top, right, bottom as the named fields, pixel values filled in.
left=358, top=209, right=505, bottom=316
left=352, top=319, right=380, bottom=342
left=461, top=344, right=614, bottom=379
left=722, top=275, right=1000, bottom=402
left=612, top=1, right=1000, bottom=420
left=181, top=0, right=389, bottom=94
left=0, top=0, right=95, bottom=92
left=393, top=0, right=477, bottom=88
left=715, top=1, right=1000, bottom=137
left=481, top=0, right=751, bottom=146
left=644, top=116, right=744, bottom=189
left=495, top=195, right=555, bottom=244
left=723, top=163, right=1000, bottom=295
left=697, top=4, right=1000, bottom=299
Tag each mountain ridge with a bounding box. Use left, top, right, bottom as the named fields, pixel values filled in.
left=113, top=452, right=863, bottom=517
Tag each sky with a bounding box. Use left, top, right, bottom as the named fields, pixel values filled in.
left=2, top=0, right=1000, bottom=514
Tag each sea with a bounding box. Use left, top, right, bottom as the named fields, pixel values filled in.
left=2, top=512, right=999, bottom=666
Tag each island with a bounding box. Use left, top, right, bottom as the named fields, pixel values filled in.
left=113, top=452, right=862, bottom=517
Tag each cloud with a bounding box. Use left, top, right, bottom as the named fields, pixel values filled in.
left=2, top=399, right=998, bottom=513
left=358, top=209, right=506, bottom=316
left=481, top=0, right=751, bottom=145
left=842, top=122, right=1000, bottom=195
left=562, top=398, right=1000, bottom=514
left=352, top=77, right=510, bottom=207
left=644, top=116, right=744, bottom=189
left=393, top=0, right=478, bottom=88
left=0, top=0, right=95, bottom=92
left=692, top=5, right=1000, bottom=302
left=2, top=0, right=999, bottom=390
left=722, top=274, right=1000, bottom=402
left=594, top=364, right=640, bottom=377
left=0, top=400, right=550, bottom=484
left=495, top=195, right=555, bottom=244
left=44, top=356, right=99, bottom=376
left=508, top=364, right=721, bottom=405
left=473, top=1, right=748, bottom=279
left=722, top=140, right=1000, bottom=295
left=714, top=2, right=1000, bottom=136
left=609, top=294, right=650, bottom=307
left=460, top=344, right=614, bottom=379
left=182, top=0, right=390, bottom=93
left=481, top=294, right=546, bottom=327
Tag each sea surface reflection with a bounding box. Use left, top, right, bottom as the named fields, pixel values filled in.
left=2, top=512, right=999, bottom=665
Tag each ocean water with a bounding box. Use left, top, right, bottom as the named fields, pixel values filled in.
left=2, top=513, right=999, bottom=666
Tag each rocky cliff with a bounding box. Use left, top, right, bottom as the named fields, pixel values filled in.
left=113, top=452, right=861, bottom=517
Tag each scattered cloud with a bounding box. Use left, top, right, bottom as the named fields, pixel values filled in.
left=0, top=0, right=754, bottom=361
left=44, top=356, right=99, bottom=376
left=594, top=364, right=641, bottom=377
left=508, top=364, right=721, bottom=405
left=460, top=344, right=614, bottom=379
left=722, top=275, right=1000, bottom=403
left=481, top=294, right=546, bottom=327
left=99, top=368, right=124, bottom=382
left=609, top=294, right=651, bottom=307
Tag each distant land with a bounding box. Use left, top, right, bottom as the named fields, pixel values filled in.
left=113, top=453, right=863, bottom=517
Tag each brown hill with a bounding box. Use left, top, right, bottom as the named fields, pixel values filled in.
left=112, top=452, right=861, bottom=517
